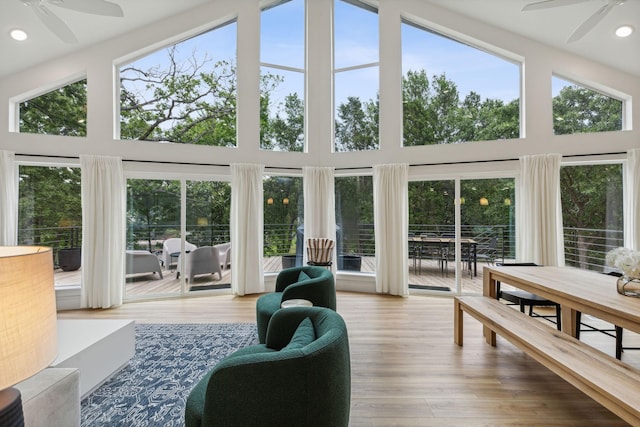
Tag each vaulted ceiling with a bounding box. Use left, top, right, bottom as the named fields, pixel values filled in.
left=1, top=0, right=638, bottom=78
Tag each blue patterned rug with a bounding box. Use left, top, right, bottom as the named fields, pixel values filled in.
left=81, top=323, right=259, bottom=426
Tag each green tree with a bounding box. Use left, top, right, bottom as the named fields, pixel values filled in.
left=126, top=179, right=180, bottom=249
left=120, top=47, right=239, bottom=146
left=336, top=176, right=374, bottom=254
left=263, top=177, right=303, bottom=255
left=335, top=96, right=379, bottom=152
left=18, top=166, right=82, bottom=247
left=553, top=85, right=622, bottom=135
left=403, top=70, right=520, bottom=145
left=186, top=181, right=232, bottom=246
left=19, top=80, right=87, bottom=136
left=402, top=70, right=435, bottom=146
left=264, top=93, right=305, bottom=152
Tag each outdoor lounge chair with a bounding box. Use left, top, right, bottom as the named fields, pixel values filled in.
left=177, top=246, right=223, bottom=282
left=125, top=250, right=163, bottom=279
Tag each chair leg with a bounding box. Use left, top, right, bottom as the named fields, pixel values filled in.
left=555, top=305, right=561, bottom=331
left=616, top=326, right=623, bottom=360
left=575, top=311, right=582, bottom=340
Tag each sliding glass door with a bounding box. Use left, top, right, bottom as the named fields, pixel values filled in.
left=409, top=176, right=516, bottom=294
left=125, top=177, right=231, bottom=300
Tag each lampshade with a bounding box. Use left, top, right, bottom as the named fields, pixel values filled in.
left=0, top=246, right=57, bottom=390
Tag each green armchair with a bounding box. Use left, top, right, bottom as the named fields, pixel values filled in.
left=256, top=266, right=336, bottom=343
left=185, top=307, right=351, bottom=427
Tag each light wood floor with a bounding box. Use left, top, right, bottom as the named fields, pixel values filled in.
left=58, top=291, right=640, bottom=426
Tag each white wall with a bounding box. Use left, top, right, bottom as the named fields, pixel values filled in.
left=0, top=0, right=638, bottom=175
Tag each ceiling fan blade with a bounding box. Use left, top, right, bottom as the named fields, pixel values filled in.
left=522, top=0, right=593, bottom=12
left=567, top=2, right=614, bottom=42
left=48, top=0, right=124, bottom=17
left=31, top=3, right=78, bottom=43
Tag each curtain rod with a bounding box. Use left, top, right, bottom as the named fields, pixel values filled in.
left=15, top=151, right=627, bottom=169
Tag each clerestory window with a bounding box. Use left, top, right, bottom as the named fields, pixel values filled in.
left=260, top=0, right=305, bottom=152
left=119, top=20, right=238, bottom=146
left=18, top=79, right=87, bottom=137
left=552, top=76, right=623, bottom=135
left=401, top=20, right=521, bottom=145
left=334, top=0, right=379, bottom=152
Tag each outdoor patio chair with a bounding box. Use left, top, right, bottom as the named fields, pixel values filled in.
left=125, top=250, right=163, bottom=279
left=177, top=246, right=223, bottom=283
left=214, top=242, right=231, bottom=270
left=162, top=238, right=197, bottom=270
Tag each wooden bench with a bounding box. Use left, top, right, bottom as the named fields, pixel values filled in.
left=454, top=295, right=640, bottom=425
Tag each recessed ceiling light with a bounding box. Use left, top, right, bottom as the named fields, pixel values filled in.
left=615, top=25, right=634, bottom=38
left=10, top=29, right=28, bottom=41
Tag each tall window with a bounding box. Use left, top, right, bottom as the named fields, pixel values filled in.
left=260, top=0, right=305, bottom=152
left=334, top=0, right=379, bottom=152
left=561, top=164, right=623, bottom=271
left=120, top=20, right=237, bottom=146
left=401, top=20, right=520, bottom=145
left=335, top=176, right=374, bottom=272
left=552, top=76, right=623, bottom=135
left=18, top=165, right=82, bottom=285
left=19, top=79, right=87, bottom=136
left=263, top=176, right=304, bottom=272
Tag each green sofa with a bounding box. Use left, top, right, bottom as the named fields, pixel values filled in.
left=256, top=266, right=336, bottom=343
left=185, top=307, right=351, bottom=427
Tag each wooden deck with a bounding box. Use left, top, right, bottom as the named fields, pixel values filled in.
left=54, top=255, right=487, bottom=298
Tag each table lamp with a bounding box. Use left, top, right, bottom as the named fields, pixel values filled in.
left=0, top=246, right=57, bottom=427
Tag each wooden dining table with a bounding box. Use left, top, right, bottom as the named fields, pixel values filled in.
left=483, top=265, right=640, bottom=338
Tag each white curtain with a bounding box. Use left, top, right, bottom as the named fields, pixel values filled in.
left=0, top=150, right=18, bottom=245
left=625, top=149, right=640, bottom=251
left=374, top=164, right=409, bottom=296
left=517, top=153, right=565, bottom=266
left=80, top=155, right=126, bottom=308
left=231, top=163, right=264, bottom=295
left=303, top=167, right=336, bottom=270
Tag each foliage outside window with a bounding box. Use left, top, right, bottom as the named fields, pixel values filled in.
left=561, top=164, right=623, bottom=271
left=264, top=176, right=303, bottom=272
left=334, top=0, right=379, bottom=152
left=126, top=179, right=181, bottom=252
left=260, top=0, right=305, bottom=152
left=409, top=179, right=514, bottom=235
left=18, top=166, right=82, bottom=273
left=19, top=80, right=87, bottom=136
left=552, top=76, right=623, bottom=135
left=401, top=20, right=520, bottom=146
left=335, top=176, right=374, bottom=272
left=119, top=21, right=238, bottom=146
left=185, top=181, right=231, bottom=248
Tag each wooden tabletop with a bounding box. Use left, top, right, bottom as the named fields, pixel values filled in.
left=483, top=265, right=640, bottom=336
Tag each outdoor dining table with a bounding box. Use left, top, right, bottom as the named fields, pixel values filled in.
left=409, top=236, right=478, bottom=276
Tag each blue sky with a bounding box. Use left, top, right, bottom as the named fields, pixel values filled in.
left=124, top=0, right=523, bottom=115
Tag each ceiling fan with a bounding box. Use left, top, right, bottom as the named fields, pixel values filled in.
left=522, top=0, right=626, bottom=43
left=20, top=0, right=124, bottom=44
